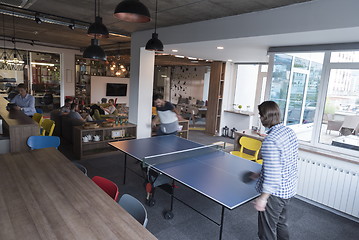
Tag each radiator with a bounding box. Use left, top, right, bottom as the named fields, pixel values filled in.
left=297, top=158, right=359, bottom=218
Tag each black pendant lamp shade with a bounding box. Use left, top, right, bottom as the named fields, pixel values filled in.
left=114, top=0, right=151, bottom=23
left=145, top=0, right=163, bottom=51
left=88, top=16, right=109, bottom=38
left=83, top=39, right=106, bottom=61
left=145, top=33, right=163, bottom=51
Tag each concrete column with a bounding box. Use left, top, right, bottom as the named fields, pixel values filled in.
left=129, top=46, right=155, bottom=138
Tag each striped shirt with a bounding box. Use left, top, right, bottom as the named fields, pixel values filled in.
left=256, top=123, right=298, bottom=199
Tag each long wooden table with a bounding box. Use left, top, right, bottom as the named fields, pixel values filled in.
left=0, top=97, right=39, bottom=152
left=0, top=148, right=157, bottom=240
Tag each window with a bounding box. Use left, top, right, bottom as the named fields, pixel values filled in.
left=268, top=51, right=359, bottom=156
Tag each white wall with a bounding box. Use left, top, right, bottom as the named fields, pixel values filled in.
left=90, top=76, right=130, bottom=105
left=221, top=112, right=253, bottom=134
left=128, top=47, right=155, bottom=138
left=234, top=65, right=259, bottom=112
left=202, top=68, right=210, bottom=102
left=170, top=66, right=206, bottom=104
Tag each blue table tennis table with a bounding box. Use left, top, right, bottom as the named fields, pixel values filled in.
left=110, top=135, right=261, bottom=240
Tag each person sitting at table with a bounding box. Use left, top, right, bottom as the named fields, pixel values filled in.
left=10, top=83, right=36, bottom=116
left=68, top=103, right=93, bottom=122
left=100, top=99, right=116, bottom=115
left=59, top=98, right=73, bottom=115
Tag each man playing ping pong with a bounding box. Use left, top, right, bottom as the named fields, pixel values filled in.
left=152, top=93, right=183, bottom=135
left=253, top=101, right=298, bottom=240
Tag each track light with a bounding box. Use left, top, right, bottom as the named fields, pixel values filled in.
left=35, top=13, right=42, bottom=24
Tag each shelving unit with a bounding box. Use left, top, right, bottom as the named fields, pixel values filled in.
left=75, top=56, right=106, bottom=105
left=205, top=61, right=226, bottom=135
left=177, top=120, right=189, bottom=139
left=73, top=123, right=137, bottom=159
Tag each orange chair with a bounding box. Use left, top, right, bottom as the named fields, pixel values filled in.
left=92, top=176, right=119, bottom=202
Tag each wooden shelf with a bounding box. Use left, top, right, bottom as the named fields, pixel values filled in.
left=205, top=61, right=226, bottom=135
left=73, top=123, right=137, bottom=159
left=82, top=136, right=136, bottom=145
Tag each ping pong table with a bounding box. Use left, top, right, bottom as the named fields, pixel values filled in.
left=110, top=135, right=261, bottom=240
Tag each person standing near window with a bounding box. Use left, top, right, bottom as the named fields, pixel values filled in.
left=152, top=93, right=183, bottom=135
left=254, top=101, right=298, bottom=240
left=11, top=83, right=36, bottom=116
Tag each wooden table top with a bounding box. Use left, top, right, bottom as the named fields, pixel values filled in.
left=0, top=148, right=157, bottom=240
left=0, top=97, right=38, bottom=126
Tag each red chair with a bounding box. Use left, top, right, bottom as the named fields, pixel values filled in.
left=92, top=176, right=120, bottom=202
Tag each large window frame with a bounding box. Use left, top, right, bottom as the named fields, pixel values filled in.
left=267, top=51, right=359, bottom=159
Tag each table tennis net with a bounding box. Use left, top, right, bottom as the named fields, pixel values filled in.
left=142, top=145, right=221, bottom=167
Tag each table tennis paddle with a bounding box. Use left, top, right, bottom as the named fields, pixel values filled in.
left=242, top=171, right=257, bottom=183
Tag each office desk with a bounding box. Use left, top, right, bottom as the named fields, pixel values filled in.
left=0, top=148, right=156, bottom=240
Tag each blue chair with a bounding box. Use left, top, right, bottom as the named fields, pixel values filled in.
left=72, top=161, right=88, bottom=176
left=118, top=194, right=148, bottom=227
left=27, top=136, right=60, bottom=150
left=36, top=108, right=44, bottom=114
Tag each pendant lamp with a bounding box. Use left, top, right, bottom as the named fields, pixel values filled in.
left=88, top=0, right=109, bottom=38
left=145, top=0, right=163, bottom=51
left=83, top=38, right=106, bottom=61
left=114, top=0, right=150, bottom=23
left=10, top=11, right=23, bottom=65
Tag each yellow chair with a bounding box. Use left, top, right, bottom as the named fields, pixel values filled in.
left=256, top=159, right=263, bottom=164
left=41, top=119, right=55, bottom=136
left=32, top=113, right=43, bottom=125
left=230, top=136, right=262, bottom=161
left=152, top=107, right=157, bottom=116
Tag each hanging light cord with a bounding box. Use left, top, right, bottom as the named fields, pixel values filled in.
left=12, top=9, right=16, bottom=49
left=94, top=0, right=97, bottom=17
left=98, top=0, right=100, bottom=17
left=154, top=0, right=158, bottom=33
left=2, top=14, right=6, bottom=52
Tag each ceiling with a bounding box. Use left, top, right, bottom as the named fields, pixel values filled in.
left=0, top=0, right=313, bottom=64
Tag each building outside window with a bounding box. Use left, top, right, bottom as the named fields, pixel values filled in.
left=268, top=50, right=359, bottom=156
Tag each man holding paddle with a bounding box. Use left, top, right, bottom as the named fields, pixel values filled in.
left=253, top=101, right=298, bottom=240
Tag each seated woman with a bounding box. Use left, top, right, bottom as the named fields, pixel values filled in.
left=68, top=103, right=93, bottom=122
left=100, top=99, right=116, bottom=115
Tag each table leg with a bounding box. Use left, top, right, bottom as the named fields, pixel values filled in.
left=163, top=179, right=175, bottom=219
left=123, top=154, right=127, bottom=184
left=219, top=206, right=225, bottom=240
